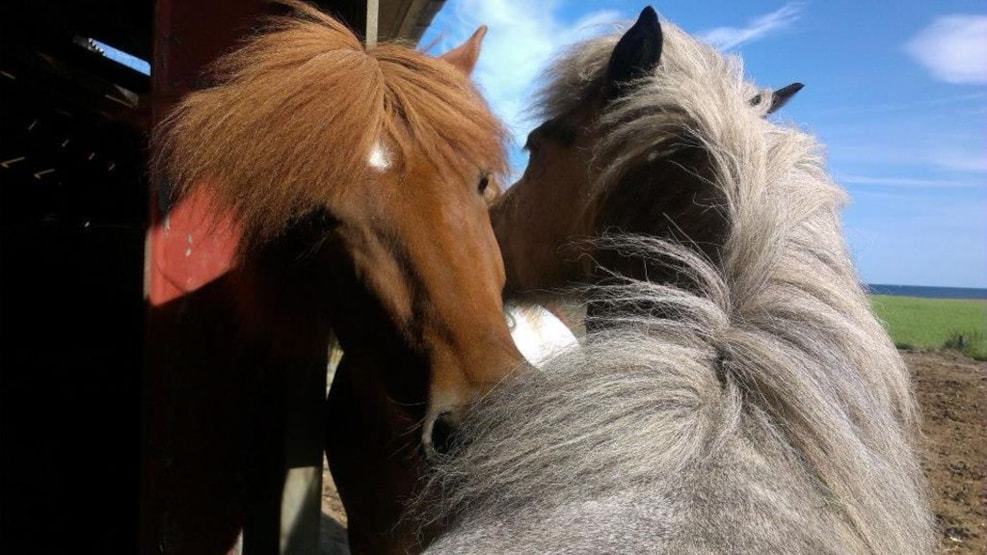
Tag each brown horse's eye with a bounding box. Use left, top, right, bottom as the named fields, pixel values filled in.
left=477, top=172, right=491, bottom=195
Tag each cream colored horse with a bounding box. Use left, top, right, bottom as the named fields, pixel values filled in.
left=418, top=7, right=934, bottom=553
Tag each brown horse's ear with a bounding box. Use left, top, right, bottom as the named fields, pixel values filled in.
left=438, top=25, right=487, bottom=76
left=751, top=82, right=804, bottom=115
left=606, top=6, right=662, bottom=99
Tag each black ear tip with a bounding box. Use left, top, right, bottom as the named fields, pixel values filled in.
left=606, top=5, right=663, bottom=97
left=638, top=6, right=660, bottom=29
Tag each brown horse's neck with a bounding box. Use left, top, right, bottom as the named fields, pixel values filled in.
left=230, top=211, right=424, bottom=393
left=326, top=354, right=433, bottom=555
left=585, top=144, right=727, bottom=328
left=594, top=144, right=727, bottom=287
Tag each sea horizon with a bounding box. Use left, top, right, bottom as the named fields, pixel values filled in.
left=866, top=283, right=987, bottom=300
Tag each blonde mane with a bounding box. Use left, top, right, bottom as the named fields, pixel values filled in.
left=153, top=1, right=507, bottom=250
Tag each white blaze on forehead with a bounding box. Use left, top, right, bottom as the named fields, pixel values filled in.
left=506, top=303, right=579, bottom=368
left=367, top=140, right=391, bottom=171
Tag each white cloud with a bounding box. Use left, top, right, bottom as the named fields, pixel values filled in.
left=698, top=3, right=802, bottom=50
left=838, top=174, right=984, bottom=188
left=905, top=15, right=987, bottom=84
left=426, top=1, right=807, bottom=175
left=812, top=91, right=987, bottom=116
left=929, top=149, right=987, bottom=174
left=426, top=0, right=621, bottom=143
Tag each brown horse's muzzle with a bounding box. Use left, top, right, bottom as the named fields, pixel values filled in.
left=420, top=332, right=523, bottom=458
left=422, top=410, right=459, bottom=458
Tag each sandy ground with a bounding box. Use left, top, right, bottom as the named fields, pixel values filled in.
left=321, top=349, right=987, bottom=553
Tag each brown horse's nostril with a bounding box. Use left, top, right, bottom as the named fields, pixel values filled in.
left=430, top=412, right=458, bottom=455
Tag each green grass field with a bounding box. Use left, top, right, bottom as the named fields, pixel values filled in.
left=870, top=295, right=987, bottom=361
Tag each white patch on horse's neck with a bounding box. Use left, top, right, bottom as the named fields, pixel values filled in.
left=506, top=304, right=579, bottom=368
left=368, top=140, right=391, bottom=172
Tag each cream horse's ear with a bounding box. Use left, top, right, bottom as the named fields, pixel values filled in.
left=438, top=25, right=487, bottom=75
left=750, top=82, right=804, bottom=114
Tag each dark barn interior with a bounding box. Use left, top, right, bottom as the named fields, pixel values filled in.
left=0, top=1, right=442, bottom=552
left=1, top=1, right=151, bottom=551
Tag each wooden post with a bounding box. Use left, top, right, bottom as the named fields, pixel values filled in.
left=140, top=1, right=361, bottom=553
left=365, top=0, right=379, bottom=49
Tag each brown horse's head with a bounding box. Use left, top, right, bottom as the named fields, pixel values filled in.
left=491, top=8, right=667, bottom=294
left=493, top=7, right=801, bottom=294
left=154, top=3, right=522, bottom=453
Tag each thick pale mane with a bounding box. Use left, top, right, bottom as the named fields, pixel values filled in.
left=419, top=18, right=933, bottom=554
left=153, top=0, right=507, bottom=249
left=536, top=21, right=921, bottom=429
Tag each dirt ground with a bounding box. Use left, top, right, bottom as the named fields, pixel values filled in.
left=907, top=350, right=987, bottom=554
left=321, top=349, right=986, bottom=553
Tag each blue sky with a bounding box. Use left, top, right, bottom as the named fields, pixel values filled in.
left=421, top=1, right=987, bottom=288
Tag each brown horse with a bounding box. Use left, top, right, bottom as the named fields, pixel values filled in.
left=318, top=24, right=583, bottom=547
left=418, top=7, right=933, bottom=553
left=153, top=0, right=522, bottom=465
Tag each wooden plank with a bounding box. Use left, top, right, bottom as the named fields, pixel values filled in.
left=140, top=2, right=447, bottom=553
left=141, top=1, right=341, bottom=553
